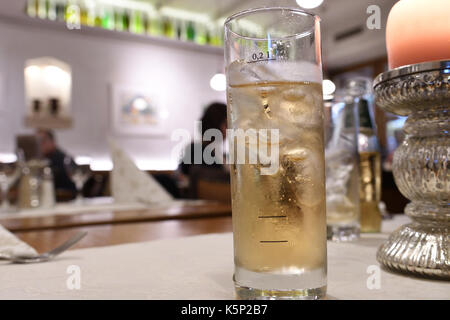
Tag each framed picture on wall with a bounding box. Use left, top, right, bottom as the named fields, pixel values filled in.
left=110, top=83, right=168, bottom=137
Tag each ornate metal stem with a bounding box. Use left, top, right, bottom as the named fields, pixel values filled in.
left=374, top=60, right=449, bottom=279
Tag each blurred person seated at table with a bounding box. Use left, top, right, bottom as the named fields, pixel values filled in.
left=36, top=129, right=76, bottom=198
left=178, top=102, right=230, bottom=199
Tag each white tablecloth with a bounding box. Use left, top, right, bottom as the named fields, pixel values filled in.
left=0, top=216, right=448, bottom=300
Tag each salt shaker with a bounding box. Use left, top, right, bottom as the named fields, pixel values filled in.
left=40, top=166, right=55, bottom=208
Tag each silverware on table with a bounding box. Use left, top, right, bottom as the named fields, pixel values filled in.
left=1, top=231, right=87, bottom=264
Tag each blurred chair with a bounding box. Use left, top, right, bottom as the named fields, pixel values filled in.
left=189, top=166, right=230, bottom=203
left=381, top=170, right=408, bottom=214
left=196, top=179, right=231, bottom=203
left=82, top=172, right=110, bottom=198
left=16, top=135, right=40, bottom=160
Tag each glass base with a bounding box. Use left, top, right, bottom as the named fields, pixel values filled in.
left=73, top=196, right=84, bottom=205
left=377, top=219, right=450, bottom=279
left=327, top=225, right=360, bottom=242
left=235, top=284, right=326, bottom=300
left=0, top=205, right=18, bottom=214
left=234, top=266, right=326, bottom=300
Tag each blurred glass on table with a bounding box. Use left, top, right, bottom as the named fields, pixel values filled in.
left=64, top=157, right=91, bottom=204
left=0, top=153, right=22, bottom=213
left=40, top=166, right=55, bottom=208
left=325, top=93, right=360, bottom=241
left=17, top=159, right=49, bottom=209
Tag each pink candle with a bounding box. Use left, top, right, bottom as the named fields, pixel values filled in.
left=386, top=0, right=450, bottom=69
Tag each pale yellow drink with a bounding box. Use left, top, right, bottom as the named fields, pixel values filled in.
left=227, top=81, right=327, bottom=296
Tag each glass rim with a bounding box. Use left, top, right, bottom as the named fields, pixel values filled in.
left=224, top=7, right=319, bottom=42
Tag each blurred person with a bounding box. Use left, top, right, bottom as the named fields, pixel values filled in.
left=36, top=129, right=76, bottom=197
left=178, top=102, right=229, bottom=198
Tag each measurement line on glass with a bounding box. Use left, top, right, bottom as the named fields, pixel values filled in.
left=259, top=240, right=289, bottom=243
left=247, top=58, right=277, bottom=64
left=258, top=215, right=287, bottom=219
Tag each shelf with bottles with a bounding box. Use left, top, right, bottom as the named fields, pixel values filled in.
left=25, top=0, right=225, bottom=49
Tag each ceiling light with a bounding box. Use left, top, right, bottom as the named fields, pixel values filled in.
left=322, top=79, right=336, bottom=96
left=296, top=0, right=324, bottom=9
left=74, top=156, right=92, bottom=165
left=25, top=65, right=41, bottom=78
left=90, top=159, right=113, bottom=171
left=210, top=73, right=226, bottom=91
left=0, top=153, right=18, bottom=163
left=132, top=97, right=148, bottom=111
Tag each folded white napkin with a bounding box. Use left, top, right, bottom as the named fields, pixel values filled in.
left=0, top=224, right=37, bottom=259
left=110, top=141, right=173, bottom=204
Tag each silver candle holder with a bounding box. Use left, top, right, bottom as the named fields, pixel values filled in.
left=373, top=60, right=449, bottom=279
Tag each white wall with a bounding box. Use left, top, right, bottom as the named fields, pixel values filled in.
left=0, top=18, right=225, bottom=170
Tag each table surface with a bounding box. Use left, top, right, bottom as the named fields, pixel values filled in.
left=0, top=199, right=231, bottom=233
left=3, top=210, right=449, bottom=300
left=12, top=213, right=409, bottom=254
left=14, top=216, right=233, bottom=253
left=1, top=227, right=449, bottom=300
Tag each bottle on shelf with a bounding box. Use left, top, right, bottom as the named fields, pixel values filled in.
left=148, top=12, right=162, bottom=37
left=26, top=0, right=38, bottom=17
left=93, top=4, right=101, bottom=28
left=205, top=28, right=211, bottom=45
left=145, top=11, right=154, bottom=35
left=186, top=21, right=195, bottom=42
left=85, top=0, right=96, bottom=27
left=46, top=0, right=57, bottom=21
left=122, top=9, right=131, bottom=32
left=210, top=29, right=219, bottom=46
left=63, top=0, right=70, bottom=22
left=55, top=0, right=65, bottom=22
left=26, top=0, right=225, bottom=48
left=219, top=26, right=224, bottom=47
left=162, top=17, right=175, bottom=38
left=195, top=22, right=207, bottom=45
left=175, top=19, right=183, bottom=40
left=114, top=7, right=125, bottom=32
left=130, top=9, right=144, bottom=34
left=36, top=0, right=46, bottom=19
left=142, top=11, right=150, bottom=35
left=64, top=0, right=82, bottom=29
left=79, top=1, right=88, bottom=26
left=102, top=5, right=115, bottom=30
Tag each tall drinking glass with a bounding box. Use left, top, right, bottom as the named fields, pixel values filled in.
left=0, top=154, right=22, bottom=213
left=225, top=8, right=326, bottom=300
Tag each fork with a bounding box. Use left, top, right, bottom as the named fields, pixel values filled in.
left=1, top=231, right=87, bottom=264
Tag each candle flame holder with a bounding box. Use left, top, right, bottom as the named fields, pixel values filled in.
left=374, top=60, right=449, bottom=279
